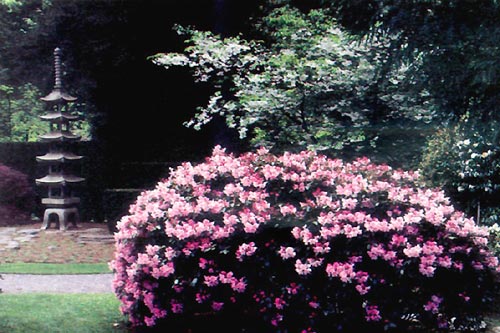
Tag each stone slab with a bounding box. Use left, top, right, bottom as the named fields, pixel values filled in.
left=6, top=241, right=20, bottom=250
left=14, top=236, right=35, bottom=243
left=16, top=229, right=40, bottom=235
left=78, top=234, right=114, bottom=240
left=0, top=236, right=12, bottom=244
left=0, top=228, right=17, bottom=234
left=80, top=228, right=109, bottom=234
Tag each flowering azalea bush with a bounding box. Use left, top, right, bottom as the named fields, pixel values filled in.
left=111, top=147, right=499, bottom=332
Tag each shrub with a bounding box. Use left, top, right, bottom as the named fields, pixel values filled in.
left=419, top=116, right=500, bottom=221
left=111, top=147, right=499, bottom=332
left=0, top=163, right=35, bottom=225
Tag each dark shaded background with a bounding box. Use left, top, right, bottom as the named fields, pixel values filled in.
left=1, top=0, right=267, bottom=221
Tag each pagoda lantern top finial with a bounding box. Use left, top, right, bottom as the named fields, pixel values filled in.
left=54, top=47, right=62, bottom=90
left=40, top=47, right=77, bottom=103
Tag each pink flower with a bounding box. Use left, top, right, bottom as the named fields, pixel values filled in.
left=219, top=271, right=235, bottom=284
left=199, top=258, right=209, bottom=269
left=355, top=283, right=371, bottom=295
left=309, top=301, right=320, bottom=309
left=419, top=263, right=436, bottom=277
left=291, top=227, right=301, bottom=239
left=365, top=305, right=382, bottom=321
left=286, top=283, right=299, bottom=295
left=144, top=316, right=155, bottom=327
left=262, top=164, right=282, bottom=180
left=437, top=255, right=452, bottom=268
left=341, top=198, right=358, bottom=210
left=230, top=278, right=247, bottom=293
left=326, top=262, right=356, bottom=283
left=459, top=292, right=470, bottom=302
left=295, top=259, right=312, bottom=275
left=171, top=300, right=183, bottom=314
left=203, top=275, right=219, bottom=287
left=195, top=292, right=208, bottom=304
left=367, top=244, right=386, bottom=260
left=423, top=295, right=442, bottom=314
left=280, top=204, right=297, bottom=216
left=271, top=314, right=283, bottom=327
left=243, top=222, right=259, bottom=233
left=278, top=246, right=297, bottom=259
left=164, top=247, right=176, bottom=260
left=212, top=301, right=224, bottom=311
left=236, top=242, right=257, bottom=261
left=312, top=242, right=331, bottom=254
left=152, top=261, right=175, bottom=279
left=343, top=224, right=362, bottom=238
left=390, top=234, right=407, bottom=247
left=223, top=183, right=242, bottom=196
left=403, top=244, right=422, bottom=258
left=274, top=297, right=286, bottom=309
left=422, top=241, right=443, bottom=256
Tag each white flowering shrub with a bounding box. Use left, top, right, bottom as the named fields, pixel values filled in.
left=420, top=116, right=500, bottom=220
left=151, top=7, right=434, bottom=153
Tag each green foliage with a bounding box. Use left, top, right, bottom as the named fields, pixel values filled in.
left=0, top=83, right=48, bottom=142
left=0, top=83, right=92, bottom=142
left=420, top=115, right=500, bottom=216
left=0, top=0, right=22, bottom=6
left=325, top=0, right=500, bottom=121
left=488, top=220, right=500, bottom=257
left=153, top=6, right=434, bottom=154
left=419, top=127, right=457, bottom=191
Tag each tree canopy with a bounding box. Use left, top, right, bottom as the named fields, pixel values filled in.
left=323, top=0, right=500, bottom=121
left=153, top=5, right=436, bottom=160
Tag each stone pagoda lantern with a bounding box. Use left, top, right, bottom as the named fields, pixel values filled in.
left=36, top=47, right=85, bottom=230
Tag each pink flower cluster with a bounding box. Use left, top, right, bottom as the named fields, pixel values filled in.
left=365, top=305, right=382, bottom=322
left=424, top=295, right=443, bottom=314
left=111, top=146, right=499, bottom=330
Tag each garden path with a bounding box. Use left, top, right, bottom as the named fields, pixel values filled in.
left=0, top=224, right=115, bottom=294
left=0, top=273, right=114, bottom=293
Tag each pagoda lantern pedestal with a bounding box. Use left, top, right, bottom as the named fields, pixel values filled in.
left=42, top=207, right=80, bottom=230
left=36, top=48, right=85, bottom=230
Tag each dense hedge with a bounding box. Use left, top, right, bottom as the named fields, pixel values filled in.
left=111, top=147, right=499, bottom=332
left=0, top=163, right=35, bottom=225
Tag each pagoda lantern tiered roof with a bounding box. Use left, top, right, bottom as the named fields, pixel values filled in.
left=36, top=151, right=83, bottom=163
left=39, top=130, right=81, bottom=141
left=36, top=47, right=85, bottom=230
left=40, top=112, right=79, bottom=121
left=40, top=90, right=77, bottom=103
left=36, top=174, right=86, bottom=186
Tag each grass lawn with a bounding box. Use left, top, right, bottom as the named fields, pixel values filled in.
left=0, top=262, right=111, bottom=274
left=0, top=293, right=128, bottom=333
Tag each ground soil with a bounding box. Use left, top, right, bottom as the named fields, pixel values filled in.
left=0, top=222, right=115, bottom=264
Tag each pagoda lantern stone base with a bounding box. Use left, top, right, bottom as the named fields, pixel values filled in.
left=42, top=207, right=79, bottom=231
